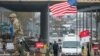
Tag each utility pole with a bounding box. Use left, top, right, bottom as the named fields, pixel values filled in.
left=89, top=11, right=93, bottom=56
left=96, top=10, right=98, bottom=42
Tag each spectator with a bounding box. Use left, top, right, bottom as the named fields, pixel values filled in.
left=53, top=41, right=59, bottom=56
left=49, top=43, right=53, bottom=53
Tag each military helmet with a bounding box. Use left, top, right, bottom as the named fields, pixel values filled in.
left=9, top=13, right=17, bottom=17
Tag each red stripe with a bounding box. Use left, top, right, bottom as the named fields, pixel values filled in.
left=49, top=3, right=70, bottom=12
left=51, top=6, right=76, bottom=13
left=50, top=6, right=70, bottom=12
left=51, top=7, right=77, bottom=14
left=49, top=2, right=70, bottom=11
left=53, top=8, right=77, bottom=14
left=52, top=8, right=77, bottom=16
left=49, top=2, right=70, bottom=9
left=49, top=2, right=77, bottom=17
left=53, top=11, right=77, bottom=16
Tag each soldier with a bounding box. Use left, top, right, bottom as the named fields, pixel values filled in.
left=9, top=13, right=23, bottom=55
left=9, top=13, right=23, bottom=37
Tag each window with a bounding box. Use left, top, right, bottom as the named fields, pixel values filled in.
left=63, top=41, right=81, bottom=48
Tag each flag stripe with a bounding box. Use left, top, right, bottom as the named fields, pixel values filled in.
left=50, top=6, right=77, bottom=13
left=53, top=10, right=77, bottom=16
left=49, top=0, right=77, bottom=17
left=51, top=7, right=77, bottom=13
left=51, top=10, right=77, bottom=17
left=49, top=2, right=70, bottom=9
left=52, top=7, right=77, bottom=14
left=49, top=2, right=70, bottom=11
left=53, top=12, right=77, bottom=16
left=52, top=7, right=77, bottom=16
left=50, top=6, right=70, bottom=12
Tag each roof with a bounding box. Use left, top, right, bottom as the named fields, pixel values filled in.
left=63, top=34, right=80, bottom=41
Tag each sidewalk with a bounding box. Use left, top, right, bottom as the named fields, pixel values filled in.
left=90, top=48, right=94, bottom=56
left=40, top=48, right=53, bottom=56
left=41, top=53, right=53, bottom=56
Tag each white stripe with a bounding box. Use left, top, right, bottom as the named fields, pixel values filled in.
left=53, top=9, right=77, bottom=15
left=51, top=6, right=77, bottom=12
left=50, top=3, right=70, bottom=10
left=51, top=6, right=77, bottom=13
left=53, top=11, right=77, bottom=16
left=49, top=2, right=70, bottom=9
left=50, top=5, right=70, bottom=12
left=49, top=2, right=77, bottom=17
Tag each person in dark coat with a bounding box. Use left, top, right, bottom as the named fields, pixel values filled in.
left=53, top=41, right=59, bottom=56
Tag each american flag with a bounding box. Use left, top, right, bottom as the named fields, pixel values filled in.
left=49, top=0, right=77, bottom=17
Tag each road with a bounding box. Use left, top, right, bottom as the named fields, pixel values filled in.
left=50, top=52, right=81, bottom=56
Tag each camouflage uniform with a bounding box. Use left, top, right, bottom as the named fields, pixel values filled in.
left=9, top=13, right=23, bottom=43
